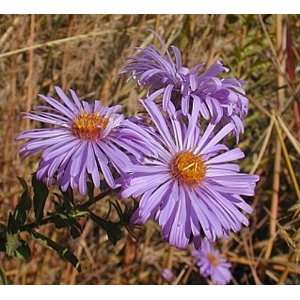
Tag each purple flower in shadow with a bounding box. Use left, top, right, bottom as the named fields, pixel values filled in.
left=192, top=238, right=232, bottom=285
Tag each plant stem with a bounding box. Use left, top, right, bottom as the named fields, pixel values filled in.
left=19, top=188, right=112, bottom=232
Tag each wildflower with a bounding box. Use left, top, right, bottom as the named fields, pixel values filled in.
left=123, top=44, right=249, bottom=137
left=17, top=87, right=147, bottom=195
left=161, top=268, right=175, bottom=282
left=192, top=238, right=232, bottom=285
left=122, top=99, right=259, bottom=248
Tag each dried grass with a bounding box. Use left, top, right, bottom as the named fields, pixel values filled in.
left=0, top=14, right=300, bottom=284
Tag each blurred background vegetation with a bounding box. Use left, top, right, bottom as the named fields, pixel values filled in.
left=0, top=14, right=300, bottom=284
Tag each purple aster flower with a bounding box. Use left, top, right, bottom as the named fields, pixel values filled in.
left=17, top=86, right=147, bottom=195
left=121, top=99, right=259, bottom=248
left=192, top=238, right=232, bottom=285
left=122, top=43, right=249, bottom=138
left=161, top=268, right=175, bottom=282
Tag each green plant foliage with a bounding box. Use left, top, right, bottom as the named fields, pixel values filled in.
left=0, top=175, right=129, bottom=272
left=32, top=173, right=49, bottom=222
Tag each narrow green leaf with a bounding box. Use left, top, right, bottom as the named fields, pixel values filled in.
left=15, top=240, right=31, bottom=261
left=90, top=212, right=122, bottom=245
left=17, top=177, right=29, bottom=192
left=0, top=267, right=8, bottom=285
left=61, top=187, right=74, bottom=209
left=31, top=230, right=81, bottom=271
left=87, top=181, right=94, bottom=201
left=0, top=225, right=6, bottom=253
left=7, top=213, right=15, bottom=234
left=11, top=177, right=32, bottom=232
left=14, top=190, right=31, bottom=227
left=32, top=173, right=49, bottom=222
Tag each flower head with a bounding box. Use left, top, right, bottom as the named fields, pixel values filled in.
left=192, top=238, right=232, bottom=285
left=123, top=44, right=249, bottom=138
left=17, top=86, right=146, bottom=195
left=122, top=100, right=259, bottom=248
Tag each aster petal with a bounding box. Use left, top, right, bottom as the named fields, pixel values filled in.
left=169, top=115, right=183, bottom=151
left=170, top=46, right=182, bottom=70
left=69, top=89, right=83, bottom=110
left=143, top=99, right=176, bottom=151
left=162, top=84, right=174, bottom=111
left=39, top=95, right=75, bottom=120
left=159, top=180, right=178, bottom=227
left=200, top=185, right=245, bottom=231
left=181, top=95, right=190, bottom=115
left=42, top=138, right=79, bottom=161
left=193, top=123, right=216, bottom=154
left=184, top=99, right=201, bottom=149
left=24, top=112, right=69, bottom=127
left=122, top=173, right=171, bottom=199
left=138, top=180, right=172, bottom=223
left=205, top=148, right=244, bottom=165
left=17, top=128, right=68, bottom=140
left=168, top=185, right=191, bottom=248
left=54, top=86, right=79, bottom=113
left=199, top=123, right=234, bottom=155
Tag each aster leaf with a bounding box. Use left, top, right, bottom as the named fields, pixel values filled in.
left=15, top=239, right=31, bottom=262
left=32, top=173, right=49, bottom=222
left=10, top=178, right=32, bottom=232
left=0, top=224, right=6, bottom=253
left=89, top=211, right=123, bottom=245
left=70, top=223, right=82, bottom=239
left=0, top=267, right=8, bottom=285
left=30, top=230, right=81, bottom=272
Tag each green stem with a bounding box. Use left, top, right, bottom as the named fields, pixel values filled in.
left=19, top=188, right=113, bottom=232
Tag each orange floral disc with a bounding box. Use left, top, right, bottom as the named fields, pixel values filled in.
left=171, top=151, right=206, bottom=186
left=207, top=253, right=220, bottom=267
left=72, top=112, right=109, bottom=140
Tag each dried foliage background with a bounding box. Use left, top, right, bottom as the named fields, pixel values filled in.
left=0, top=14, right=300, bottom=284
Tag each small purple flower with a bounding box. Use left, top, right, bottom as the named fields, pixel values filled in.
left=123, top=44, right=249, bottom=138
left=192, top=238, right=232, bottom=285
left=122, top=99, right=259, bottom=248
left=161, top=268, right=175, bottom=282
left=17, top=87, right=146, bottom=195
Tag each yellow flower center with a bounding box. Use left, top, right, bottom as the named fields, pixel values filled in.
left=72, top=112, right=109, bottom=140
left=171, top=151, right=206, bottom=186
left=207, top=253, right=220, bottom=267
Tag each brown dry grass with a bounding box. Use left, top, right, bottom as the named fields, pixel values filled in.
left=0, top=14, right=300, bottom=284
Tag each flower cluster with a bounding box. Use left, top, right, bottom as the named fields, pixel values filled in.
left=18, top=38, right=259, bottom=285
left=122, top=45, right=249, bottom=139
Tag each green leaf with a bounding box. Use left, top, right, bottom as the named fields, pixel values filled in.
left=10, top=178, right=32, bottom=232
left=17, top=177, right=29, bottom=191
left=5, top=233, right=21, bottom=257
left=61, top=187, right=74, bottom=209
left=15, top=240, right=31, bottom=261
left=31, top=230, right=81, bottom=272
left=0, top=223, right=6, bottom=238
left=7, top=213, right=15, bottom=234
left=0, top=224, right=6, bottom=252
left=90, top=212, right=123, bottom=245
left=32, top=173, right=49, bottom=222
left=0, top=267, right=8, bottom=285
left=14, top=190, right=31, bottom=226
left=70, top=224, right=82, bottom=239
left=87, top=181, right=94, bottom=201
